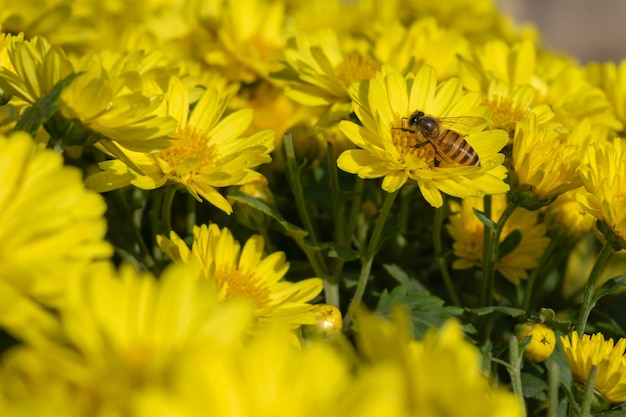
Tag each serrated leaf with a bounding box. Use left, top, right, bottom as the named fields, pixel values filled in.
left=466, top=306, right=526, bottom=318
left=377, top=285, right=463, bottom=339
left=498, top=228, right=522, bottom=259
left=13, top=72, right=82, bottom=137
left=592, top=274, right=626, bottom=304
left=327, top=242, right=359, bottom=261
left=472, top=207, right=495, bottom=230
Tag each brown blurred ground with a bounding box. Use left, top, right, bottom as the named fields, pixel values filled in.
left=498, top=0, right=626, bottom=63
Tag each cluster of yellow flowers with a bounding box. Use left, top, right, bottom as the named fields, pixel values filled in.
left=1, top=0, right=626, bottom=416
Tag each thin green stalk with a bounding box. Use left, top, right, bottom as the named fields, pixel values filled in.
left=433, top=203, right=461, bottom=307
left=508, top=335, right=527, bottom=417
left=112, top=189, right=156, bottom=273
left=576, top=242, right=613, bottom=333
left=186, top=193, right=196, bottom=234
left=481, top=200, right=518, bottom=306
left=481, top=195, right=493, bottom=306
left=523, top=239, right=557, bottom=311
left=325, top=144, right=343, bottom=308
left=283, top=134, right=329, bottom=279
left=345, top=177, right=364, bottom=244
left=343, top=189, right=399, bottom=330
left=161, top=186, right=177, bottom=233
left=580, top=366, right=598, bottom=417
left=548, top=360, right=560, bottom=417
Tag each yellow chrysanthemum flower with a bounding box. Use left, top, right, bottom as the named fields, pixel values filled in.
left=0, top=35, right=178, bottom=153
left=157, top=223, right=324, bottom=330
left=273, top=29, right=380, bottom=107
left=0, top=131, right=111, bottom=308
left=85, top=80, right=274, bottom=214
left=170, top=325, right=405, bottom=417
left=544, top=187, right=595, bottom=239
left=0, top=261, right=256, bottom=417
left=446, top=194, right=550, bottom=284
left=536, top=52, right=622, bottom=132
left=373, top=17, right=470, bottom=81
left=482, top=78, right=554, bottom=138
left=510, top=114, right=583, bottom=207
left=577, top=138, right=626, bottom=250
left=0, top=0, right=97, bottom=49
left=460, top=39, right=621, bottom=132
left=587, top=59, right=626, bottom=131
left=356, top=308, right=523, bottom=417
left=561, top=331, right=626, bottom=405
left=186, top=0, right=285, bottom=83
left=337, top=64, right=509, bottom=208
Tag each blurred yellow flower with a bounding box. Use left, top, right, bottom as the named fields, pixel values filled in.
left=0, top=261, right=256, bottom=417
left=85, top=81, right=274, bottom=214
left=0, top=35, right=178, bottom=153
left=157, top=223, right=324, bottom=331
left=373, top=17, right=470, bottom=81
left=577, top=138, right=626, bottom=250
left=188, top=0, right=286, bottom=83
left=356, top=308, right=523, bottom=417
left=0, top=0, right=97, bottom=49
left=446, top=194, right=550, bottom=284
left=587, top=59, right=626, bottom=132
left=544, top=187, right=595, bottom=239
left=0, top=131, right=111, bottom=308
left=337, top=64, right=509, bottom=208
left=171, top=325, right=405, bottom=417
left=561, top=331, right=626, bottom=405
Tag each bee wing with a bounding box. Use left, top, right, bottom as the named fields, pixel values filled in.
left=437, top=116, right=487, bottom=134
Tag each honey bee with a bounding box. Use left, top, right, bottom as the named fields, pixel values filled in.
left=395, top=111, right=484, bottom=166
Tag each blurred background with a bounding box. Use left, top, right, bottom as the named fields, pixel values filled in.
left=498, top=0, right=626, bottom=63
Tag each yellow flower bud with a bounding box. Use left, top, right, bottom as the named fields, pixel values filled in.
left=303, top=304, right=343, bottom=339
left=516, top=323, right=556, bottom=362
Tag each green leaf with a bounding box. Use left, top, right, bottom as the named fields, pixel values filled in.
left=521, top=371, right=548, bottom=400
left=326, top=243, right=359, bottom=261
left=498, top=228, right=522, bottom=259
left=229, top=191, right=309, bottom=241
left=383, top=264, right=428, bottom=292
left=472, top=208, right=495, bottom=230
left=377, top=285, right=463, bottom=339
left=592, top=274, right=626, bottom=304
left=13, top=72, right=82, bottom=137
left=466, top=306, right=526, bottom=318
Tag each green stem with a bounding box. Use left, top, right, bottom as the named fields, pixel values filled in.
left=481, top=199, right=518, bottom=306
left=186, top=193, right=196, bottom=234
left=576, top=242, right=613, bottom=333
left=325, top=144, right=343, bottom=308
left=283, top=134, right=329, bottom=281
left=433, top=202, right=461, bottom=307
left=161, top=186, right=177, bottom=233
left=547, top=359, right=559, bottom=417
left=508, top=335, right=527, bottom=417
left=522, top=239, right=557, bottom=311
left=580, top=366, right=598, bottom=417
left=343, top=189, right=399, bottom=330
left=345, top=177, right=364, bottom=244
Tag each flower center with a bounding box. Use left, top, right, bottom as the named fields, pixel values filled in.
left=337, top=53, right=380, bottom=88
left=156, top=126, right=218, bottom=175
left=213, top=265, right=272, bottom=310
left=486, top=97, right=526, bottom=136
left=391, top=128, right=437, bottom=167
